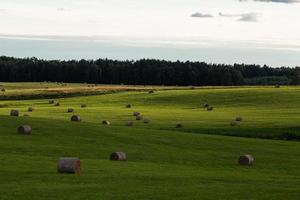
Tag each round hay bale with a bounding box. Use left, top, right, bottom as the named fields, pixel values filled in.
left=1, top=88, right=5, bottom=92
left=23, top=114, right=30, bottom=117
left=102, top=120, right=110, bottom=125
left=230, top=121, right=238, bottom=126
left=71, top=115, right=81, bottom=122
left=28, top=107, right=34, bottom=112
left=10, top=110, right=19, bottom=117
left=275, top=85, right=281, bottom=88
left=67, top=108, right=74, bottom=113
left=235, top=117, right=243, bottom=122
left=238, top=155, right=254, bottom=166
left=57, top=157, right=81, bottom=174
left=54, top=102, right=60, bottom=106
left=176, top=123, right=183, bottom=128
left=203, top=103, right=209, bottom=108
left=136, top=115, right=143, bottom=121
left=133, top=111, right=140, bottom=117
left=207, top=106, right=214, bottom=111
left=81, top=104, right=87, bottom=108
left=148, top=90, right=154, bottom=94
left=49, top=100, right=55, bottom=104
left=125, top=104, right=132, bottom=108
left=17, top=125, right=32, bottom=134
left=144, top=118, right=150, bottom=124
left=110, top=152, right=127, bottom=161
left=126, top=121, right=133, bottom=126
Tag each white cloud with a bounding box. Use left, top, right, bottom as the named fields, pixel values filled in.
left=0, top=0, right=300, bottom=57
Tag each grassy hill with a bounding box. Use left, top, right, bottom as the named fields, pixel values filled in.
left=0, top=83, right=300, bottom=199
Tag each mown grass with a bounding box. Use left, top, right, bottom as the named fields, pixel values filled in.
left=0, top=82, right=156, bottom=100
left=0, top=82, right=199, bottom=100
left=0, top=84, right=300, bottom=199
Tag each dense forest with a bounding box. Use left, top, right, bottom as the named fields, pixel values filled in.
left=0, top=56, right=299, bottom=86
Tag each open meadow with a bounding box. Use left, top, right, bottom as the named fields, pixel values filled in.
left=0, top=83, right=300, bottom=200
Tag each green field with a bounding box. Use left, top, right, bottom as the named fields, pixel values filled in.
left=0, top=83, right=300, bottom=199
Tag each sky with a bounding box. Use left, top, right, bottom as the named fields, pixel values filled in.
left=0, top=0, right=300, bottom=67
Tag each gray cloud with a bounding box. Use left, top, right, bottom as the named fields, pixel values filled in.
left=238, top=13, right=259, bottom=22
left=219, top=12, right=259, bottom=22
left=239, top=0, right=299, bottom=3
left=57, top=8, right=66, bottom=11
left=191, top=12, right=214, bottom=18
left=191, top=11, right=259, bottom=22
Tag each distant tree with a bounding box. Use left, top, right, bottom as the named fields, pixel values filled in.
left=0, top=56, right=297, bottom=86
left=291, top=67, right=300, bottom=85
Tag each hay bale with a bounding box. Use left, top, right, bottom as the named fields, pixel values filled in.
left=230, top=121, right=238, bottom=126
left=23, top=114, right=30, bottom=117
left=71, top=115, right=81, bottom=122
left=275, top=85, right=281, bottom=88
left=57, top=157, right=81, bottom=174
left=144, top=118, right=150, bottom=124
left=126, top=121, right=133, bottom=126
left=136, top=115, right=143, bottom=121
left=238, top=155, right=254, bottom=166
left=67, top=108, right=74, bottom=113
left=102, top=120, right=110, bottom=125
left=81, top=104, right=87, bottom=108
left=207, top=106, right=214, bottom=111
left=203, top=103, right=209, bottom=108
left=1, top=88, right=5, bottom=92
left=176, top=123, right=183, bottom=128
left=235, top=117, right=243, bottom=122
left=10, top=110, right=19, bottom=117
left=133, top=111, right=140, bottom=117
left=49, top=100, right=55, bottom=104
left=110, top=152, right=127, bottom=161
left=148, top=90, right=154, bottom=94
left=54, top=102, right=60, bottom=106
left=17, top=125, right=32, bottom=134
left=126, top=104, right=132, bottom=108
left=28, top=107, right=34, bottom=112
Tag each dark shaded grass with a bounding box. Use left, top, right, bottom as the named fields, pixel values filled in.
left=162, top=126, right=300, bottom=141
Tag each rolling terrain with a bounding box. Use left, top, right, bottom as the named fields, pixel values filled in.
left=0, top=83, right=299, bottom=200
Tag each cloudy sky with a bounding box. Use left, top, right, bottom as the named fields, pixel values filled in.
left=0, top=0, right=300, bottom=66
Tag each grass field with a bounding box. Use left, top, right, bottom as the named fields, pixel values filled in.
left=0, top=83, right=300, bottom=199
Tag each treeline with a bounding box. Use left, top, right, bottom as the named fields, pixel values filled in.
left=0, top=56, right=299, bottom=86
